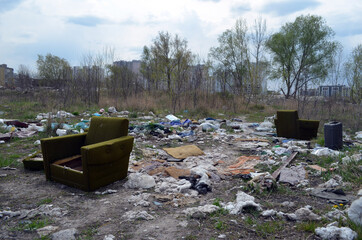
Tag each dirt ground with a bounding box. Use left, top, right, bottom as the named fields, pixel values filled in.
left=0, top=115, right=360, bottom=240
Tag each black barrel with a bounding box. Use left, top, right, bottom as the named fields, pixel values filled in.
left=324, top=121, right=343, bottom=150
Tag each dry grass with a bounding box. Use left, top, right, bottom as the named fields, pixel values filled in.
left=1, top=88, right=360, bottom=132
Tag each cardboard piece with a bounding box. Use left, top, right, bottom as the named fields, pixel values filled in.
left=226, top=155, right=261, bottom=175
left=163, top=145, right=204, bottom=159
left=308, top=165, right=327, bottom=172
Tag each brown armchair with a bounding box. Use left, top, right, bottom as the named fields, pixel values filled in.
left=41, top=117, right=134, bottom=191
left=274, top=110, right=319, bottom=140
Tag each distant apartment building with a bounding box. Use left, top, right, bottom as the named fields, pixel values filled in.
left=319, top=85, right=350, bottom=97
left=113, top=60, right=141, bottom=74
left=0, top=64, right=14, bottom=87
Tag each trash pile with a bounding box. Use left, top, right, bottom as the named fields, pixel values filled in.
left=1, top=106, right=361, bottom=239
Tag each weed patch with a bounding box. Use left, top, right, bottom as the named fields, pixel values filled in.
left=14, top=218, right=50, bottom=232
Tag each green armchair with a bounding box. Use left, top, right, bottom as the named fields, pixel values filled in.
left=41, top=117, right=134, bottom=191
left=274, top=110, right=319, bottom=140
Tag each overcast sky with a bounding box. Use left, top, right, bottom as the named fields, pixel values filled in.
left=0, top=0, right=361, bottom=72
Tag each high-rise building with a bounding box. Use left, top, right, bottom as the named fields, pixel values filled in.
left=0, top=64, right=14, bottom=87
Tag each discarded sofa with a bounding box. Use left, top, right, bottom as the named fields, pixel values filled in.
left=41, top=116, right=134, bottom=191
left=274, top=110, right=319, bottom=140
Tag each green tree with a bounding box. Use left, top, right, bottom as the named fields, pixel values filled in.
left=36, top=53, right=71, bottom=89
left=140, top=31, right=194, bottom=112
left=36, top=53, right=73, bottom=106
left=209, top=19, right=249, bottom=95
left=106, top=64, right=136, bottom=99
left=266, top=15, right=338, bottom=99
left=345, top=44, right=362, bottom=104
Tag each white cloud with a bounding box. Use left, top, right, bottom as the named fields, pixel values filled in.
left=0, top=0, right=361, bottom=72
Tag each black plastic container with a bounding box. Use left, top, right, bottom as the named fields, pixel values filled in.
left=324, top=121, right=343, bottom=150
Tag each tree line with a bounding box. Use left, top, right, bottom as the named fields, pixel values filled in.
left=18, top=14, right=362, bottom=109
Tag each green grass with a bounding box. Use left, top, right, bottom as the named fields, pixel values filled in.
left=244, top=216, right=257, bottom=226
left=296, top=221, right=323, bottom=233
left=343, top=217, right=362, bottom=239
left=212, top=198, right=222, bottom=207
left=209, top=207, right=229, bottom=217
left=78, top=224, right=99, bottom=240
left=214, top=220, right=227, bottom=230
left=37, top=198, right=53, bottom=206
left=14, top=218, right=50, bottom=231
left=255, top=220, right=284, bottom=238
left=0, top=154, right=21, bottom=167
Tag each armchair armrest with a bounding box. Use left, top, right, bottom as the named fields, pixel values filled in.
left=81, top=136, right=134, bottom=165
left=41, top=133, right=87, bottom=163
left=41, top=133, right=87, bottom=180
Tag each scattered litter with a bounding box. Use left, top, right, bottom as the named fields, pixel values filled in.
left=292, top=206, right=321, bottom=221
left=225, top=155, right=261, bottom=175
left=325, top=209, right=347, bottom=221
left=183, top=204, right=219, bottom=217
left=310, top=188, right=351, bottom=204
left=165, top=114, right=179, bottom=122
left=164, top=166, right=191, bottom=179
left=308, top=165, right=327, bottom=172
left=123, top=211, right=154, bottom=221
left=225, top=191, right=262, bottom=214
left=348, top=197, right=362, bottom=226
left=1, top=167, right=16, bottom=170
left=248, top=172, right=276, bottom=191
left=124, top=173, right=156, bottom=189
left=56, top=129, right=67, bottom=136
left=279, top=165, right=306, bottom=186
left=318, top=175, right=343, bottom=188
left=95, top=189, right=118, bottom=195
left=311, top=147, right=340, bottom=156
left=52, top=228, right=77, bottom=240
left=261, top=209, right=277, bottom=217
left=315, top=225, right=357, bottom=240
left=37, top=225, right=59, bottom=237
left=104, top=234, right=116, bottom=240
left=342, top=154, right=362, bottom=164
left=272, top=152, right=298, bottom=179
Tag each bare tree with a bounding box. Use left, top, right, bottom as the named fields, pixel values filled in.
left=17, top=64, right=33, bottom=89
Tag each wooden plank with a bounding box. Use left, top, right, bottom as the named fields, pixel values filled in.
left=272, top=152, right=298, bottom=179
left=53, top=155, right=81, bottom=165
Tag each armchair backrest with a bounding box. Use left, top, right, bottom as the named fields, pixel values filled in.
left=85, top=117, right=129, bottom=145
left=275, top=110, right=299, bottom=138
